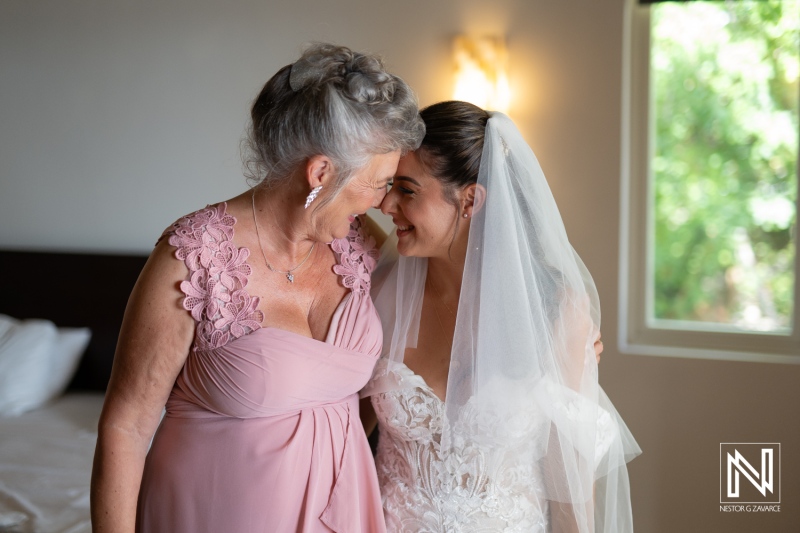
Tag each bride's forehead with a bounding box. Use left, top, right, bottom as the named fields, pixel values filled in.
left=396, top=151, right=423, bottom=172
left=396, top=152, right=437, bottom=182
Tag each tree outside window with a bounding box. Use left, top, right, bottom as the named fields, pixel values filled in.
left=621, top=0, right=799, bottom=362
left=651, top=1, right=797, bottom=333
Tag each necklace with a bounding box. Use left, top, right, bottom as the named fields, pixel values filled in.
left=429, top=293, right=451, bottom=337
left=251, top=189, right=315, bottom=283
left=427, top=274, right=457, bottom=318
left=426, top=275, right=456, bottom=339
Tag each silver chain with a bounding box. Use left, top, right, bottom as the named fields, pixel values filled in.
left=251, top=189, right=315, bottom=283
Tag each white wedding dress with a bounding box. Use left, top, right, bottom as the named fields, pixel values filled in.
left=370, top=360, right=551, bottom=533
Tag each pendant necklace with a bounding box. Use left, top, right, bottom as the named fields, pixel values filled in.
left=427, top=275, right=457, bottom=341
left=251, top=189, right=315, bottom=283
left=427, top=274, right=457, bottom=318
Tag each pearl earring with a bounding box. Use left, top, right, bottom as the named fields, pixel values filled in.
left=463, top=213, right=469, bottom=218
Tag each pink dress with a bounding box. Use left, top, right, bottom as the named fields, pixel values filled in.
left=136, top=203, right=385, bottom=533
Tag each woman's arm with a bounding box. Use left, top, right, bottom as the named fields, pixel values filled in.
left=90, top=240, right=195, bottom=533
left=550, top=501, right=592, bottom=533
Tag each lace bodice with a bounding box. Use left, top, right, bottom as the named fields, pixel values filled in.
left=370, top=360, right=550, bottom=533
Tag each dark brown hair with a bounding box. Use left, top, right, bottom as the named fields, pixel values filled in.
left=417, top=100, right=490, bottom=197
left=416, top=101, right=489, bottom=251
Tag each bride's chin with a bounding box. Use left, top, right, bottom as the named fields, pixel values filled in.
left=395, top=238, right=414, bottom=257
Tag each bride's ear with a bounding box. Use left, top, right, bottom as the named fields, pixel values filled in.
left=461, top=183, right=487, bottom=217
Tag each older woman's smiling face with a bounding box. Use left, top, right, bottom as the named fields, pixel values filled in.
left=315, top=150, right=401, bottom=241
left=380, top=151, right=461, bottom=259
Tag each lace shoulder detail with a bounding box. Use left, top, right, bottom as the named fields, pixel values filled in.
left=330, top=216, right=379, bottom=294
left=161, top=203, right=263, bottom=351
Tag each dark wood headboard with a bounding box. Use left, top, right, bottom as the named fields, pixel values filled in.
left=0, top=250, right=149, bottom=391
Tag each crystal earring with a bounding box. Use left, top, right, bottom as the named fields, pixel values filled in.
left=304, top=185, right=323, bottom=209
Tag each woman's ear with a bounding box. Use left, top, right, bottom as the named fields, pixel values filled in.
left=305, top=155, right=334, bottom=189
left=461, top=183, right=487, bottom=217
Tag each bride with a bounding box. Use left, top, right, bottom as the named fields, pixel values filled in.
left=361, top=101, right=641, bottom=532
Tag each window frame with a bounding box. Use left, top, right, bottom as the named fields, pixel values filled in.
left=619, top=0, right=800, bottom=364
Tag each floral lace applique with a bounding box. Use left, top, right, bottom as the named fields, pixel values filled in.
left=331, top=217, right=379, bottom=293
left=372, top=363, right=550, bottom=533
left=161, top=203, right=263, bottom=351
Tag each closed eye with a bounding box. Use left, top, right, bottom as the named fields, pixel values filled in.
left=387, top=181, right=414, bottom=195
left=392, top=175, right=419, bottom=195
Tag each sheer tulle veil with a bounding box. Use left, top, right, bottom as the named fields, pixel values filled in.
left=365, top=111, right=641, bottom=532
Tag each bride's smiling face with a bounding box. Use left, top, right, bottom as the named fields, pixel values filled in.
left=380, top=151, right=461, bottom=258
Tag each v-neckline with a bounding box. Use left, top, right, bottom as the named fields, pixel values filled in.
left=225, top=201, right=353, bottom=345
left=395, top=361, right=446, bottom=404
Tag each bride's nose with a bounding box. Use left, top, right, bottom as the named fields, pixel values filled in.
left=371, top=188, right=388, bottom=209
left=380, top=189, right=397, bottom=215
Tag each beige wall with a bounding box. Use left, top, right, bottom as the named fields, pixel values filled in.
left=1, top=0, right=798, bottom=530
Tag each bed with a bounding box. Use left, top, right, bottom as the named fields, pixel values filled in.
left=0, top=250, right=148, bottom=533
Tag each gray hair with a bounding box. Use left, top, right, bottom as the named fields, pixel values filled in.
left=244, top=43, right=425, bottom=201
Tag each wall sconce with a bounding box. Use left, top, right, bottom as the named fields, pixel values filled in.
left=453, top=36, right=511, bottom=113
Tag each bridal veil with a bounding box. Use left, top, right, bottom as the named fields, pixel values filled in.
left=366, top=112, right=641, bottom=532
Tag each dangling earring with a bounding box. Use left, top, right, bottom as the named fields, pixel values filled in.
left=304, top=185, right=323, bottom=209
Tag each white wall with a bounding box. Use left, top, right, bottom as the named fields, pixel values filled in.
left=2, top=1, right=799, bottom=531
left=0, top=0, right=519, bottom=253
left=0, top=0, right=606, bottom=253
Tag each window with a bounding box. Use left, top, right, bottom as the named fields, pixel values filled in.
left=621, top=0, right=800, bottom=362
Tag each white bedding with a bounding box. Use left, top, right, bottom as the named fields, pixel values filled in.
left=0, top=393, right=103, bottom=533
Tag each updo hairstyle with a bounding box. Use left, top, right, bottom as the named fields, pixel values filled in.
left=245, top=43, right=425, bottom=205
left=407, top=100, right=488, bottom=253
left=417, top=101, right=490, bottom=203
left=420, top=101, right=564, bottom=322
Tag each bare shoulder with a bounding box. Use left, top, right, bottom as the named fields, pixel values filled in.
left=124, top=238, right=194, bottom=345
left=135, top=238, right=191, bottom=302
left=102, top=239, right=194, bottom=415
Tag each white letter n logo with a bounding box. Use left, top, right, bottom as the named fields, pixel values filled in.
left=727, top=448, right=773, bottom=497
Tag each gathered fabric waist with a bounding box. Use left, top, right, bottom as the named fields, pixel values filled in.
left=164, top=388, right=360, bottom=419
left=142, top=387, right=382, bottom=532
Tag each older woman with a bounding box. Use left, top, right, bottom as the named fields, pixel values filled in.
left=90, top=44, right=424, bottom=533
left=363, top=101, right=640, bottom=532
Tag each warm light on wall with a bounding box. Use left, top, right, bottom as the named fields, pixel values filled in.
left=453, top=36, right=511, bottom=113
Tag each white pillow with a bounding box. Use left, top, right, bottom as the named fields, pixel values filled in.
left=0, top=315, right=91, bottom=416
left=47, top=326, right=92, bottom=396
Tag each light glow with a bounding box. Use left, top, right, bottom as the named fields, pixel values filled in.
left=453, top=36, right=511, bottom=113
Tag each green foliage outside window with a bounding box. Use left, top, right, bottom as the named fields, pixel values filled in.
left=651, top=1, right=798, bottom=331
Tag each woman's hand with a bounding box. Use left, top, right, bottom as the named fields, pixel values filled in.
left=91, top=240, right=195, bottom=533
